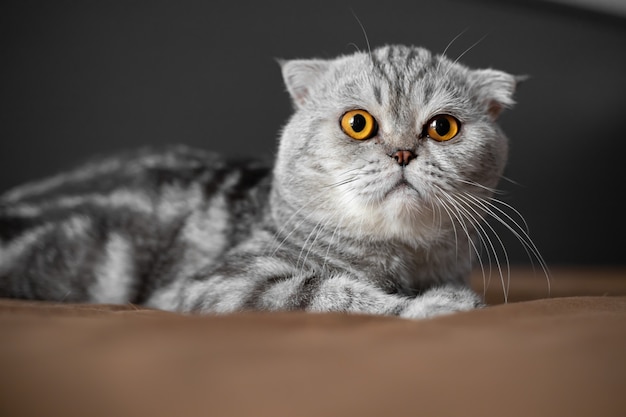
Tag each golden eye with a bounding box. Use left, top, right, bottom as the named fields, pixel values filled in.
left=426, top=114, right=461, bottom=142
left=340, top=110, right=378, bottom=140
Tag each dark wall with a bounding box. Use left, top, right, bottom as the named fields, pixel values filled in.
left=1, top=0, right=625, bottom=265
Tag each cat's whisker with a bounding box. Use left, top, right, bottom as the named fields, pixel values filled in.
left=438, top=197, right=465, bottom=261
left=324, top=165, right=370, bottom=190
left=350, top=9, right=372, bottom=59
left=296, top=215, right=328, bottom=270
left=306, top=215, right=336, bottom=272
left=347, top=42, right=362, bottom=54
left=457, top=178, right=506, bottom=196
left=357, top=194, right=374, bottom=239
left=436, top=28, right=469, bottom=73
left=485, top=196, right=531, bottom=234
left=428, top=196, right=441, bottom=233
left=456, top=193, right=511, bottom=302
left=442, top=34, right=488, bottom=80
left=466, top=193, right=542, bottom=265
left=322, top=211, right=346, bottom=273
left=449, top=193, right=494, bottom=284
left=297, top=211, right=340, bottom=275
left=464, top=192, right=551, bottom=295
left=456, top=178, right=550, bottom=296
left=267, top=195, right=319, bottom=257
left=434, top=187, right=491, bottom=291
left=269, top=215, right=311, bottom=261
left=437, top=189, right=490, bottom=285
left=500, top=175, right=524, bottom=187
left=431, top=191, right=462, bottom=261
left=452, top=34, right=487, bottom=66
left=326, top=177, right=359, bottom=189
left=434, top=198, right=445, bottom=233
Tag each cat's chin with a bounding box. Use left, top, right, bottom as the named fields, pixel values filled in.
left=336, top=191, right=446, bottom=247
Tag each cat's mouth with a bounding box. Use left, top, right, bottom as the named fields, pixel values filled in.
left=384, top=178, right=421, bottom=199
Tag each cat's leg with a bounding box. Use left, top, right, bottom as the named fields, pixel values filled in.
left=179, top=271, right=404, bottom=316
left=399, top=285, right=483, bottom=319
left=176, top=256, right=482, bottom=319
left=303, top=275, right=482, bottom=319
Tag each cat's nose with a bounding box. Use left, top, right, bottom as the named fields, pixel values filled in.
left=390, top=149, right=416, bottom=167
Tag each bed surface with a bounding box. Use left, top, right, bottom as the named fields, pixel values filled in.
left=1, top=267, right=625, bottom=417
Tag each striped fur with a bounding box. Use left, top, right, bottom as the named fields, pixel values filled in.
left=0, top=45, right=520, bottom=318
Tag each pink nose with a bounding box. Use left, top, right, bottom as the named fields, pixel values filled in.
left=391, top=150, right=416, bottom=167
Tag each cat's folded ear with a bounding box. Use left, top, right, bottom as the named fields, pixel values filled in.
left=470, top=69, right=526, bottom=120
left=278, top=59, right=330, bottom=108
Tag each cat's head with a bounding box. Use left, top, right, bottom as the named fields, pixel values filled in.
left=273, top=45, right=518, bottom=247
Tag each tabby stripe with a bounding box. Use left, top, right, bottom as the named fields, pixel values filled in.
left=131, top=216, right=188, bottom=305
left=202, top=167, right=236, bottom=198
left=90, top=233, right=134, bottom=303
left=3, top=189, right=154, bottom=219
left=182, top=274, right=258, bottom=313
left=0, top=214, right=38, bottom=242
left=242, top=272, right=322, bottom=311
left=0, top=223, right=54, bottom=297
left=0, top=158, right=123, bottom=203
left=307, top=275, right=409, bottom=315
left=17, top=216, right=96, bottom=301
left=372, top=83, right=383, bottom=105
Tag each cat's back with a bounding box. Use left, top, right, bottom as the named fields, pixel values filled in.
left=2, top=145, right=264, bottom=203
left=0, top=145, right=273, bottom=303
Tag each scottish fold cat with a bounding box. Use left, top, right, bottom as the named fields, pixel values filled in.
left=0, top=45, right=535, bottom=318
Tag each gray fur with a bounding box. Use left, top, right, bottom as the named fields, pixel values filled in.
left=0, top=45, right=519, bottom=318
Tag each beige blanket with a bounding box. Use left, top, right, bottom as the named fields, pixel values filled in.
left=1, top=267, right=625, bottom=417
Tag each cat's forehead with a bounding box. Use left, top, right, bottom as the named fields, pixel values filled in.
left=330, top=45, right=469, bottom=111
left=335, top=45, right=445, bottom=79
left=281, top=44, right=513, bottom=118
left=370, top=45, right=436, bottom=72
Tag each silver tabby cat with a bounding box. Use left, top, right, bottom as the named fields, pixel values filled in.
left=0, top=45, right=519, bottom=318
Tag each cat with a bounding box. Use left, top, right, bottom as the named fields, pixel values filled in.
left=0, top=44, right=524, bottom=318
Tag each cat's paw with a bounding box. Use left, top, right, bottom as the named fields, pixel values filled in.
left=400, top=286, right=483, bottom=319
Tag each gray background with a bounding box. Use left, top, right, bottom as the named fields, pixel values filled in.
left=1, top=0, right=625, bottom=265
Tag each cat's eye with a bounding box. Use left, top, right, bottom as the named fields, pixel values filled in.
left=340, top=110, right=378, bottom=140
left=425, top=114, right=461, bottom=142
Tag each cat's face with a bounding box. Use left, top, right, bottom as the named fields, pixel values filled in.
left=274, top=45, right=516, bottom=247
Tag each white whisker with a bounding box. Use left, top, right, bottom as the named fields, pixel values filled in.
left=442, top=34, right=488, bottom=79
left=436, top=187, right=482, bottom=266
left=435, top=186, right=497, bottom=299
left=457, top=178, right=506, bottom=196
left=441, top=28, right=469, bottom=59
left=436, top=28, right=469, bottom=73
left=350, top=9, right=372, bottom=59
left=500, top=175, right=524, bottom=187
left=464, top=192, right=551, bottom=295
left=296, top=215, right=328, bottom=271
left=452, top=34, right=487, bottom=66
left=456, top=192, right=511, bottom=302
left=347, top=42, right=362, bottom=54
left=322, top=212, right=345, bottom=272
left=432, top=193, right=460, bottom=259
left=485, top=196, right=530, bottom=234
left=267, top=195, right=319, bottom=257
